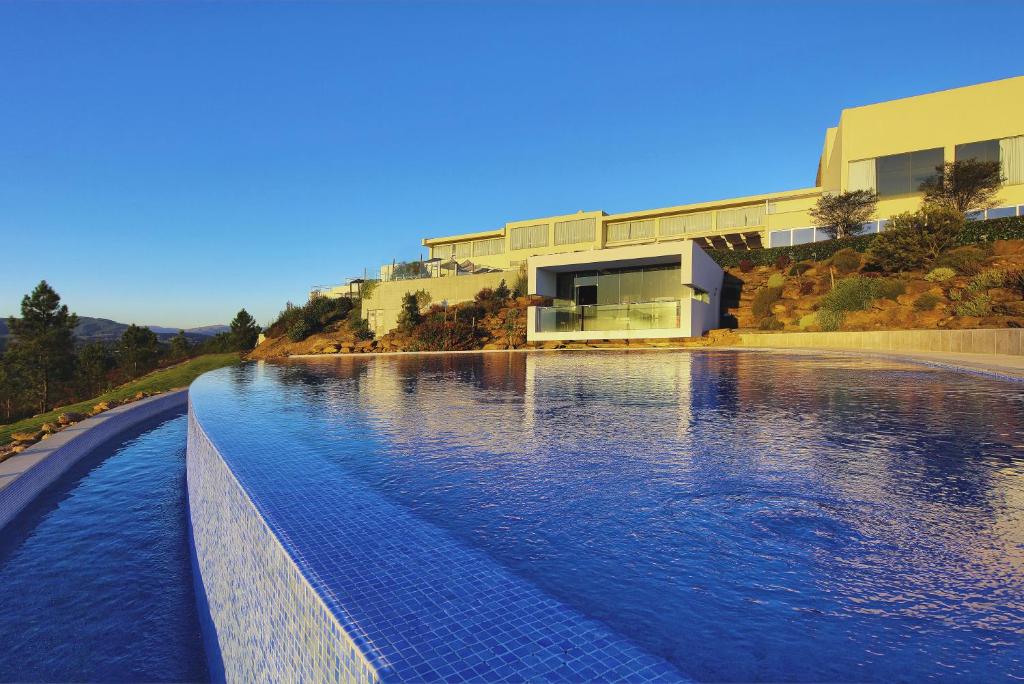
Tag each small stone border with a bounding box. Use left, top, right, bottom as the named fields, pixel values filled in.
left=0, top=390, right=188, bottom=532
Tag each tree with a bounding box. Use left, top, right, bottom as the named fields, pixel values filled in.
left=7, top=280, right=79, bottom=412
left=76, top=342, right=115, bottom=397
left=229, top=309, right=260, bottom=351
left=396, top=292, right=423, bottom=330
left=868, top=206, right=964, bottom=272
left=168, top=330, right=192, bottom=360
left=119, top=324, right=160, bottom=378
left=809, top=190, right=878, bottom=239
left=0, top=351, right=29, bottom=421
left=920, top=159, right=1003, bottom=213
left=494, top=279, right=511, bottom=301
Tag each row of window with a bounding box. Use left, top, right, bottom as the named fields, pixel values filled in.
left=849, top=135, right=1024, bottom=197
left=431, top=237, right=505, bottom=261
left=769, top=205, right=1023, bottom=247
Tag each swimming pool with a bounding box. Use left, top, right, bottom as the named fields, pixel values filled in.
left=0, top=411, right=209, bottom=683
left=189, top=350, right=1024, bottom=682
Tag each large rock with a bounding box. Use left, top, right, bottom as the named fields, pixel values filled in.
left=11, top=430, right=44, bottom=443
left=58, top=412, right=86, bottom=426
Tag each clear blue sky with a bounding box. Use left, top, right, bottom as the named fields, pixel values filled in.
left=2, top=1, right=1023, bottom=328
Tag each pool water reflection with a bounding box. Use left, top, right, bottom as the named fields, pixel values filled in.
left=194, top=350, right=1024, bottom=682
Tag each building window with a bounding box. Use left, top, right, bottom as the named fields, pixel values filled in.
left=875, top=148, right=943, bottom=197
left=660, top=212, right=712, bottom=237
left=510, top=223, right=549, bottom=250
left=848, top=159, right=876, bottom=192
left=1002, top=136, right=1024, bottom=185
left=606, top=219, right=655, bottom=243
left=768, top=230, right=791, bottom=248
left=454, top=242, right=472, bottom=260
left=717, top=205, right=765, bottom=230
left=472, top=237, right=504, bottom=257
left=986, top=206, right=1017, bottom=219
left=791, top=227, right=814, bottom=245
left=956, top=139, right=1000, bottom=164
left=553, top=218, right=596, bottom=245
left=431, top=244, right=455, bottom=260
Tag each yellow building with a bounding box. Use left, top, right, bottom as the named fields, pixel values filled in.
left=422, top=76, right=1024, bottom=263
left=362, top=76, right=1024, bottom=336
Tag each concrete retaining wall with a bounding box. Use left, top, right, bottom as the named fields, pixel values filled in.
left=0, top=390, right=188, bottom=532
left=738, top=328, right=1023, bottom=355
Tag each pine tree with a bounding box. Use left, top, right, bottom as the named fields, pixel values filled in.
left=229, top=309, right=260, bottom=351
left=119, top=324, right=160, bottom=378
left=7, top=280, right=79, bottom=412
left=169, top=330, right=192, bottom=360
left=76, top=342, right=115, bottom=397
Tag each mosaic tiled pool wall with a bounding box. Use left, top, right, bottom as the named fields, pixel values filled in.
left=0, top=391, right=187, bottom=532
left=186, top=408, right=379, bottom=684
left=186, top=369, right=686, bottom=683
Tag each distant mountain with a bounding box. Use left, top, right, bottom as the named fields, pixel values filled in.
left=0, top=317, right=227, bottom=347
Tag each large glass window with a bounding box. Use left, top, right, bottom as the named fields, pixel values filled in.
left=791, top=227, right=815, bottom=245
left=556, top=264, right=684, bottom=306
left=876, top=148, right=943, bottom=197
left=956, top=139, right=1000, bottom=164
left=510, top=224, right=549, bottom=250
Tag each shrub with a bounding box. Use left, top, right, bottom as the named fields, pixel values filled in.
left=969, top=268, right=1006, bottom=291
left=798, top=313, right=817, bottom=329
left=738, top=258, right=755, bottom=273
left=830, top=247, right=862, bottom=274
left=954, top=295, right=992, bottom=317
left=1005, top=269, right=1024, bottom=296
left=758, top=316, right=784, bottom=330
left=494, top=279, right=511, bottom=301
left=868, top=206, right=964, bottom=272
left=789, top=262, right=812, bottom=276
left=751, top=286, right=783, bottom=319
left=767, top=273, right=785, bottom=288
left=936, top=245, right=987, bottom=275
left=287, top=317, right=312, bottom=342
left=799, top=281, right=815, bottom=295
left=511, top=267, right=528, bottom=298
left=817, top=308, right=844, bottom=332
left=818, top=276, right=904, bottom=316
left=397, top=291, right=424, bottom=330
left=473, top=287, right=505, bottom=315
left=809, top=190, right=878, bottom=239
left=410, top=316, right=478, bottom=351
left=913, top=293, right=941, bottom=311
left=924, top=267, right=956, bottom=282
left=774, top=253, right=793, bottom=270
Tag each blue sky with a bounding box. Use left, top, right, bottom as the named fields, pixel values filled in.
left=2, top=1, right=1023, bottom=328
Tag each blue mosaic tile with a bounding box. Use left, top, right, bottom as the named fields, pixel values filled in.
left=187, top=389, right=686, bottom=683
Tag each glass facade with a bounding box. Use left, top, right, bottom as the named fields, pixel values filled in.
left=955, top=139, right=1000, bottom=164
left=543, top=263, right=686, bottom=333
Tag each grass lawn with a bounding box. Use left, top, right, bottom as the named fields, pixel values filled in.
left=0, top=352, right=241, bottom=445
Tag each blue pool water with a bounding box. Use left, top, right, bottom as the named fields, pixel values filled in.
left=0, top=411, right=209, bottom=683
left=191, top=350, right=1024, bottom=682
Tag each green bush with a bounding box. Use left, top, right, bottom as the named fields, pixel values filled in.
left=935, top=245, right=987, bottom=275
left=758, top=316, right=784, bottom=330
left=954, top=295, right=992, bottom=317
left=706, top=215, right=1024, bottom=270
left=767, top=273, right=786, bottom=288
left=1005, top=269, right=1024, bottom=296
left=969, top=268, right=1006, bottom=291
left=818, top=276, right=904, bottom=317
left=798, top=312, right=817, bottom=329
left=831, top=248, right=862, bottom=274
left=287, top=318, right=312, bottom=342
left=752, top=286, right=783, bottom=319
left=913, top=293, right=941, bottom=311
left=924, top=267, right=956, bottom=282
left=817, top=308, right=844, bottom=332
left=868, top=207, right=964, bottom=272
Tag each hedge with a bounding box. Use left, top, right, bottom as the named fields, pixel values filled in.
left=707, top=215, right=1024, bottom=269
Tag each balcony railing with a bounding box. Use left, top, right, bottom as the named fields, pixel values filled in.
left=536, top=300, right=681, bottom=333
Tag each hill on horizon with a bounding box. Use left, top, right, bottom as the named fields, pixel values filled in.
left=0, top=317, right=228, bottom=348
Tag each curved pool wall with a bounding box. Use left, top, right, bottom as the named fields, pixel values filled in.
left=186, top=384, right=684, bottom=683
left=187, top=407, right=378, bottom=683
left=0, top=390, right=188, bottom=532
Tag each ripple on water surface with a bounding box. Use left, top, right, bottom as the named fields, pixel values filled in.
left=191, top=350, right=1024, bottom=683
left=0, top=412, right=208, bottom=683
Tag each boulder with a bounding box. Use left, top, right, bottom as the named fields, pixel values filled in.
left=132, top=391, right=149, bottom=401
left=90, top=401, right=112, bottom=415
left=58, top=412, right=86, bottom=426
left=41, top=422, right=60, bottom=434
left=11, top=430, right=44, bottom=443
